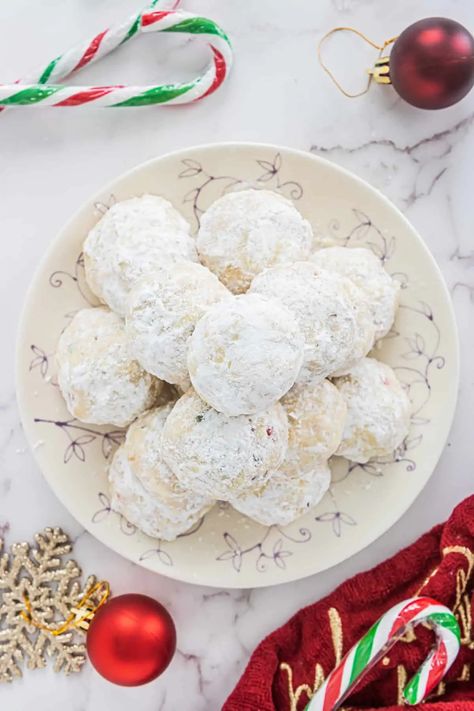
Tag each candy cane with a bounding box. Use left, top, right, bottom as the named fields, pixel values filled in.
left=306, top=596, right=460, bottom=711
left=0, top=0, right=232, bottom=108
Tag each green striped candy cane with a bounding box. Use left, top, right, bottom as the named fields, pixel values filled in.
left=0, top=0, right=232, bottom=108
left=306, top=596, right=460, bottom=711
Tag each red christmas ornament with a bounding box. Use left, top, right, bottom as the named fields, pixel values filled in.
left=389, top=18, right=474, bottom=109
left=86, top=593, right=176, bottom=686
left=319, top=17, right=474, bottom=110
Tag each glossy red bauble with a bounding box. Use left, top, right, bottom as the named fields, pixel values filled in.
left=390, top=18, right=474, bottom=109
left=86, top=594, right=176, bottom=686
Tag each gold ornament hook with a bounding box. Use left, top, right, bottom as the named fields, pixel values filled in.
left=317, top=27, right=398, bottom=97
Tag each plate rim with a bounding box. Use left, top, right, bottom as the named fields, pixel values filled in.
left=15, top=141, right=460, bottom=588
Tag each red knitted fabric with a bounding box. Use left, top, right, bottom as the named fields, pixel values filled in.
left=223, top=496, right=474, bottom=711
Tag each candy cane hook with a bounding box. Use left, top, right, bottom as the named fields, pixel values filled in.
left=306, top=596, right=461, bottom=710
left=0, top=0, right=232, bottom=108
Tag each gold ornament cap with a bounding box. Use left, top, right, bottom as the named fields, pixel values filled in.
left=368, top=56, right=392, bottom=84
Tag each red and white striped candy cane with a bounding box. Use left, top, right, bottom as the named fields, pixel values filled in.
left=0, top=0, right=232, bottom=108
left=306, top=596, right=460, bottom=711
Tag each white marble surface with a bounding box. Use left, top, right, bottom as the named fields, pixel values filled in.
left=1, top=0, right=474, bottom=709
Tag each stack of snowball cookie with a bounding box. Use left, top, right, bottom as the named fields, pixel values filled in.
left=56, top=189, right=411, bottom=542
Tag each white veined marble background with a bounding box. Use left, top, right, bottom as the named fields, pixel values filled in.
left=1, top=0, right=473, bottom=709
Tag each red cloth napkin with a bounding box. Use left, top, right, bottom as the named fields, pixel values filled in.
left=223, top=496, right=474, bottom=710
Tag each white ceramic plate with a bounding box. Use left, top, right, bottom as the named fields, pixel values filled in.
left=16, top=143, right=459, bottom=588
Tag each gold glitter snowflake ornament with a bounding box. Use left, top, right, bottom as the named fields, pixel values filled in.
left=0, top=527, right=99, bottom=683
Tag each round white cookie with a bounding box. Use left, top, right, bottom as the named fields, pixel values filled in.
left=161, top=389, right=289, bottom=500
left=56, top=307, right=160, bottom=427
left=282, top=378, right=347, bottom=461
left=311, top=246, right=400, bottom=339
left=84, top=195, right=197, bottom=315
left=250, top=262, right=375, bottom=382
left=127, top=261, right=230, bottom=389
left=108, top=406, right=213, bottom=541
left=187, top=293, right=304, bottom=416
left=334, top=357, right=411, bottom=463
left=197, top=189, right=313, bottom=293
left=231, top=455, right=331, bottom=527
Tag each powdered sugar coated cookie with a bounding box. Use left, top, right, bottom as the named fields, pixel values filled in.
left=56, top=307, right=160, bottom=427
left=231, top=455, right=331, bottom=527
left=282, top=377, right=347, bottom=461
left=197, top=189, right=313, bottom=293
left=108, top=444, right=213, bottom=542
left=334, top=357, right=411, bottom=463
left=126, top=261, right=230, bottom=389
left=84, top=195, right=197, bottom=315
left=187, top=293, right=304, bottom=415
left=161, top=389, right=289, bottom=500
left=311, top=246, right=400, bottom=339
left=108, top=404, right=213, bottom=540
left=250, top=262, right=375, bottom=382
